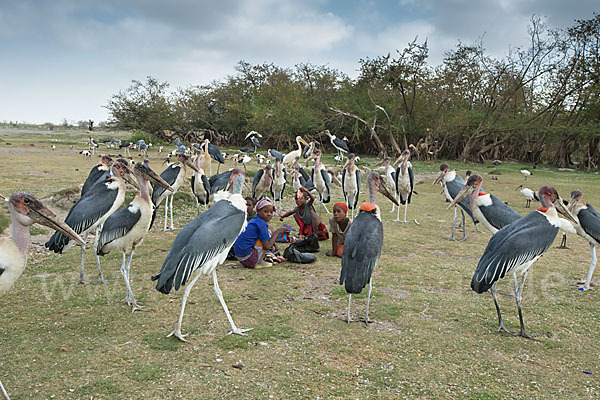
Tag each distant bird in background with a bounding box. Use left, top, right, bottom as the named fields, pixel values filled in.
left=567, top=190, right=600, bottom=290
left=520, top=169, right=532, bottom=180
left=394, top=149, right=414, bottom=223
left=320, top=130, right=349, bottom=165
left=516, top=184, right=539, bottom=208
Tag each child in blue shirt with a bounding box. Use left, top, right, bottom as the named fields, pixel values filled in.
left=234, top=198, right=289, bottom=268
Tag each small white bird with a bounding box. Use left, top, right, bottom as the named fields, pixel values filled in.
left=516, top=184, right=539, bottom=208
left=521, top=169, right=532, bottom=179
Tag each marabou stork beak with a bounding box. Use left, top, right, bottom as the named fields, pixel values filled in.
left=27, top=197, right=86, bottom=246
left=121, top=167, right=140, bottom=190
left=432, top=170, right=445, bottom=185
left=184, top=157, right=200, bottom=173
left=447, top=184, right=474, bottom=209
left=554, top=197, right=578, bottom=224
left=141, top=165, right=174, bottom=192
left=378, top=179, right=400, bottom=206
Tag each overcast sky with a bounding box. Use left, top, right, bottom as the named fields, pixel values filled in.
left=0, top=0, right=597, bottom=124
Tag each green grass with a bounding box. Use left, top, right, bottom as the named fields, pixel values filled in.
left=1, top=127, right=599, bottom=399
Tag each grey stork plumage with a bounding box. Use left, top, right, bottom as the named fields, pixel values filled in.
left=394, top=149, right=414, bottom=223
left=96, top=162, right=173, bottom=311
left=267, top=148, right=284, bottom=161
left=282, top=136, right=309, bottom=167
left=252, top=164, right=273, bottom=200
left=151, top=153, right=199, bottom=231
left=81, top=155, right=113, bottom=196
left=449, top=174, right=522, bottom=235
left=191, top=152, right=211, bottom=214
left=340, top=172, right=399, bottom=324
left=45, top=159, right=135, bottom=284
left=567, top=190, right=600, bottom=290
left=321, top=130, right=349, bottom=165
left=1, top=193, right=84, bottom=400
left=240, top=131, right=261, bottom=154
left=342, top=154, right=361, bottom=219
left=270, top=157, right=286, bottom=212
left=516, top=184, right=539, bottom=208
left=472, top=186, right=576, bottom=339
left=433, top=163, right=479, bottom=241
left=311, top=150, right=331, bottom=214
left=209, top=169, right=234, bottom=194
left=152, top=169, right=249, bottom=341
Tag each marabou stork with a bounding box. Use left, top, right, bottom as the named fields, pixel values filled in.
left=1, top=193, right=84, bottom=400
left=81, top=155, right=113, bottom=196
left=252, top=164, right=273, bottom=200
left=311, top=150, right=331, bottom=214
left=119, top=141, right=133, bottom=156
left=267, top=148, right=284, bottom=161
left=394, top=149, right=414, bottom=223
left=471, top=186, right=576, bottom=339
left=191, top=154, right=211, bottom=213
left=270, top=158, right=286, bottom=212
left=340, top=172, right=399, bottom=324
left=282, top=136, right=309, bottom=167
left=449, top=174, right=522, bottom=235
left=195, top=139, right=212, bottom=176
left=152, top=169, right=250, bottom=341
left=567, top=190, right=600, bottom=290
left=342, top=154, right=361, bottom=219
left=320, top=130, right=349, bottom=164
left=151, top=153, right=199, bottom=231
left=96, top=162, right=173, bottom=311
left=240, top=131, right=261, bottom=154
left=45, top=159, right=135, bottom=284
left=200, top=140, right=225, bottom=174
left=516, top=184, right=539, bottom=208
left=383, top=157, right=398, bottom=213
left=209, top=169, right=234, bottom=194
left=433, top=163, right=478, bottom=241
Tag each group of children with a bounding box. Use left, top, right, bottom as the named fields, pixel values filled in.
left=233, top=187, right=352, bottom=268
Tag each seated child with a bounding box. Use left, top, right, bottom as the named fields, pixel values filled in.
left=245, top=196, right=256, bottom=221
left=327, top=202, right=351, bottom=257
left=279, top=187, right=328, bottom=242
left=234, top=198, right=289, bottom=268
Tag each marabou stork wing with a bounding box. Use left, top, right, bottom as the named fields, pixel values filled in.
left=341, top=169, right=347, bottom=198
left=311, top=167, right=315, bottom=182
left=152, top=165, right=181, bottom=205
left=334, top=137, right=349, bottom=153
left=408, top=165, right=414, bottom=203
left=96, top=204, right=142, bottom=255
left=252, top=168, right=265, bottom=198
left=471, top=212, right=558, bottom=293
left=251, top=136, right=261, bottom=148
left=209, top=170, right=233, bottom=194
left=190, top=175, right=196, bottom=196
left=299, top=167, right=311, bottom=182
left=577, top=207, right=600, bottom=243
left=201, top=174, right=211, bottom=196
left=151, top=200, right=246, bottom=293
left=207, top=143, right=225, bottom=163
left=482, top=194, right=523, bottom=230
left=81, top=167, right=106, bottom=196
left=355, top=169, right=361, bottom=197
left=320, top=169, right=331, bottom=203
left=391, top=170, right=396, bottom=182
left=340, top=212, right=383, bottom=294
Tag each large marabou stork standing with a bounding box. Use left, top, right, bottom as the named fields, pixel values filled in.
left=340, top=172, right=399, bottom=324
left=207, top=142, right=225, bottom=174
left=1, top=193, right=84, bottom=400
left=252, top=164, right=273, bottom=200
left=240, top=131, right=261, bottom=154
left=45, top=160, right=135, bottom=283
left=191, top=150, right=211, bottom=214
left=471, top=186, right=576, bottom=339
left=151, top=153, right=199, bottom=231
left=81, top=155, right=112, bottom=196
left=312, top=150, right=331, bottom=214
left=342, top=153, right=361, bottom=219
left=567, top=190, right=600, bottom=290
left=449, top=174, right=522, bottom=235
left=270, top=157, right=286, bottom=212
left=394, top=149, right=414, bottom=223
left=433, top=163, right=478, bottom=241
left=282, top=136, right=309, bottom=167
left=96, top=162, right=173, bottom=311
left=152, top=169, right=249, bottom=341
left=320, top=130, right=349, bottom=165
left=195, top=139, right=212, bottom=176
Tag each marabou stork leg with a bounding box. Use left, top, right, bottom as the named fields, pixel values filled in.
left=579, top=243, right=596, bottom=290
left=558, top=233, right=568, bottom=249
left=345, top=294, right=353, bottom=323
left=213, top=270, right=253, bottom=335
left=361, top=278, right=374, bottom=325
left=163, top=195, right=169, bottom=231
left=122, top=248, right=146, bottom=312
left=460, top=209, right=466, bottom=241
left=490, top=282, right=514, bottom=335
left=390, top=193, right=397, bottom=213
left=514, top=270, right=539, bottom=340
left=195, top=196, right=200, bottom=215
left=394, top=200, right=401, bottom=222
left=0, top=379, right=9, bottom=400
left=167, top=270, right=204, bottom=342
left=169, top=194, right=175, bottom=230
left=473, top=221, right=480, bottom=232
left=78, top=232, right=90, bottom=284
left=92, top=226, right=108, bottom=284
left=403, top=203, right=409, bottom=223
left=449, top=207, right=458, bottom=240
left=321, top=201, right=330, bottom=215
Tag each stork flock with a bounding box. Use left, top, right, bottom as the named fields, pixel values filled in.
left=1, top=130, right=599, bottom=396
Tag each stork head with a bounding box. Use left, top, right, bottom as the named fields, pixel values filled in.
left=230, top=168, right=246, bottom=194
left=401, top=149, right=411, bottom=160
left=113, top=158, right=139, bottom=189
left=177, top=153, right=200, bottom=173
left=9, top=192, right=85, bottom=245
left=447, top=174, right=482, bottom=209
left=367, top=172, right=399, bottom=206
left=539, top=186, right=578, bottom=224
left=100, top=155, right=113, bottom=165
left=568, top=189, right=583, bottom=212
left=134, top=162, right=173, bottom=192
left=384, top=157, right=391, bottom=166
left=433, top=163, right=449, bottom=185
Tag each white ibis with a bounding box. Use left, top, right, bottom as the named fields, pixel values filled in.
left=282, top=136, right=309, bottom=167
left=320, top=130, right=349, bottom=165
left=312, top=150, right=331, bottom=214
left=45, top=159, right=135, bottom=284
left=433, top=163, right=478, bottom=241
left=342, top=154, right=360, bottom=219
left=394, top=149, right=414, bottom=223
left=151, top=153, right=199, bottom=231
left=471, top=186, right=576, bottom=339
left=340, top=172, right=399, bottom=324
left=1, top=193, right=84, bottom=400
left=516, top=184, right=539, bottom=208
left=521, top=169, right=532, bottom=180
left=96, top=162, right=173, bottom=311
left=81, top=155, right=113, bottom=196
left=152, top=169, right=249, bottom=341
left=383, top=157, right=398, bottom=213
left=252, top=164, right=273, bottom=200
left=191, top=157, right=211, bottom=214
left=449, top=174, right=522, bottom=235
left=270, top=158, right=286, bottom=212
left=567, top=190, right=600, bottom=290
